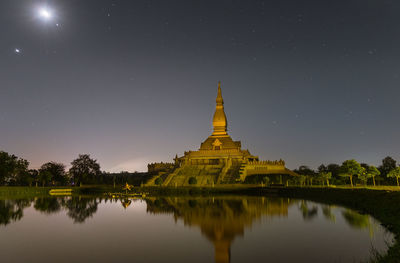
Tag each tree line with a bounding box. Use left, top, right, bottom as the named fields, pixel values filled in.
left=292, top=156, right=400, bottom=187
left=1, top=150, right=399, bottom=187
left=0, top=151, right=148, bottom=186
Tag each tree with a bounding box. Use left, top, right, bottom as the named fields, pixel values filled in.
left=317, top=164, right=328, bottom=174
left=38, top=170, right=52, bottom=187
left=188, top=177, right=197, bottom=185
left=69, top=154, right=101, bottom=186
left=378, top=156, right=397, bottom=177
left=0, top=151, right=29, bottom=185
left=339, top=159, right=363, bottom=188
left=357, top=167, right=368, bottom=186
left=366, top=166, right=380, bottom=187
left=387, top=167, right=400, bottom=187
left=39, top=162, right=66, bottom=186
left=297, top=174, right=307, bottom=187
left=319, top=172, right=332, bottom=186
left=294, top=166, right=316, bottom=185
left=26, top=169, right=38, bottom=187
left=324, top=164, right=341, bottom=185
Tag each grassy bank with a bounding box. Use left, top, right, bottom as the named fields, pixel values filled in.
left=0, top=186, right=53, bottom=199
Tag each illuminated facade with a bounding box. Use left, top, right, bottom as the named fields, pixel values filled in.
left=148, top=82, right=296, bottom=186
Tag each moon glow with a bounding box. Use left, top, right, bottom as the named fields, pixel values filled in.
left=38, top=8, right=52, bottom=20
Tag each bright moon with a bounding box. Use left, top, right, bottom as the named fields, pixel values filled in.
left=39, top=8, right=52, bottom=20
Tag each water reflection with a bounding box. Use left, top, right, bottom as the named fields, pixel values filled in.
left=65, top=197, right=99, bottom=223
left=0, top=196, right=393, bottom=263
left=342, top=209, right=370, bottom=229
left=34, top=198, right=62, bottom=214
left=145, top=197, right=313, bottom=262
left=0, top=199, right=31, bottom=226
left=321, top=205, right=336, bottom=222
left=0, top=197, right=100, bottom=225
left=299, top=200, right=318, bottom=221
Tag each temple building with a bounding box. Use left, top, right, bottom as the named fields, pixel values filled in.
left=147, top=82, right=297, bottom=186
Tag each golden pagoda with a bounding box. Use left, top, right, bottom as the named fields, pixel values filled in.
left=147, top=82, right=297, bottom=186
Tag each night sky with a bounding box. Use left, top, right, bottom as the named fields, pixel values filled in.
left=1, top=0, right=399, bottom=172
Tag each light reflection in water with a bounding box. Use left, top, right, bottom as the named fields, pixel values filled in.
left=0, top=196, right=394, bottom=263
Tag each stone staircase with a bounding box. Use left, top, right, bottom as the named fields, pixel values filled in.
left=162, top=167, right=182, bottom=186
left=164, top=165, right=223, bottom=186
left=145, top=174, right=160, bottom=186
left=238, top=162, right=247, bottom=179
left=220, top=164, right=241, bottom=184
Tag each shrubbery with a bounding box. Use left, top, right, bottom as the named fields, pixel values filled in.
left=155, top=177, right=163, bottom=185
left=188, top=177, right=197, bottom=185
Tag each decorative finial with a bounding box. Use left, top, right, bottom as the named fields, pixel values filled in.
left=216, top=81, right=223, bottom=105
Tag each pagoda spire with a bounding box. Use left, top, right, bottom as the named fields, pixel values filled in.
left=216, top=81, right=223, bottom=105
left=212, top=81, right=228, bottom=136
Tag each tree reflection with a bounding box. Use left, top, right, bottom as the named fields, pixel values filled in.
left=0, top=199, right=31, bottom=226
left=64, top=197, right=99, bottom=223
left=34, top=198, right=62, bottom=214
left=299, top=200, right=318, bottom=221
left=342, top=209, right=370, bottom=229
left=321, top=205, right=336, bottom=222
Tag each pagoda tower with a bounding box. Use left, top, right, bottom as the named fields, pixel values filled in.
left=146, top=82, right=297, bottom=187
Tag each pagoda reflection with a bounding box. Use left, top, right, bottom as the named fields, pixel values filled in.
left=145, top=196, right=297, bottom=263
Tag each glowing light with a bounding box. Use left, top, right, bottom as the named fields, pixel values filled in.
left=39, top=8, right=52, bottom=20
left=15, top=48, right=20, bottom=53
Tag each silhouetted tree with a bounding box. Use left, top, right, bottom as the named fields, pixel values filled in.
left=69, top=154, right=101, bottom=186
left=317, top=164, right=328, bottom=173
left=326, top=163, right=341, bottom=179
left=38, top=162, right=66, bottom=186
left=0, top=151, right=29, bottom=185
left=27, top=169, right=38, bottom=187
left=378, top=156, right=397, bottom=178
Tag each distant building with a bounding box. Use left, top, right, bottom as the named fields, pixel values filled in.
left=147, top=82, right=297, bottom=186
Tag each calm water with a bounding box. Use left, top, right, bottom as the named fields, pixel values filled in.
left=0, top=196, right=394, bottom=263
